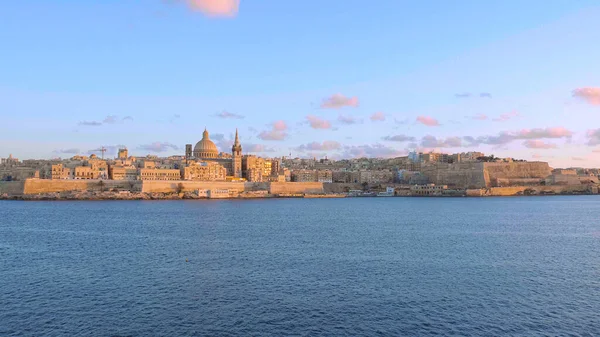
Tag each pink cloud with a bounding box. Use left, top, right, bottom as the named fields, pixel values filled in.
left=517, top=127, right=572, bottom=139
left=320, top=94, right=359, bottom=109
left=257, top=120, right=288, bottom=141
left=185, top=0, right=239, bottom=17
left=493, top=111, right=519, bottom=122
left=572, top=87, right=600, bottom=105
left=416, top=116, right=440, bottom=127
left=593, top=148, right=600, bottom=153
left=587, top=129, right=600, bottom=146
left=370, top=112, right=386, bottom=121
left=523, top=140, right=557, bottom=149
left=295, top=141, right=341, bottom=152
left=306, top=115, right=332, bottom=129
left=531, top=153, right=543, bottom=159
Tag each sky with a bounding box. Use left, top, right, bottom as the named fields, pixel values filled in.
left=1, top=0, right=600, bottom=168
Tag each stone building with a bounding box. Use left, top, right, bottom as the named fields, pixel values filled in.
left=181, top=161, right=227, bottom=181
left=139, top=168, right=181, bottom=181
left=109, top=166, right=138, bottom=180
left=185, top=128, right=242, bottom=178
left=51, top=164, right=72, bottom=180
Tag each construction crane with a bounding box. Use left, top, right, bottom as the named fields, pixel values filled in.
left=91, top=146, right=107, bottom=159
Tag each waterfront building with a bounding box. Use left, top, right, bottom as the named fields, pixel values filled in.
left=109, top=166, right=138, bottom=180
left=181, top=161, right=227, bottom=181
left=185, top=128, right=242, bottom=177
left=138, top=168, right=181, bottom=181
left=51, top=164, right=72, bottom=180
left=411, top=184, right=448, bottom=196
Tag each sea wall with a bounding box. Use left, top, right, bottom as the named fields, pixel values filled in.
left=467, top=185, right=594, bottom=196
left=140, top=181, right=247, bottom=193
left=422, top=162, right=488, bottom=189
left=484, top=162, right=551, bottom=186
left=269, top=182, right=324, bottom=194
left=323, top=183, right=362, bottom=194
left=22, top=179, right=142, bottom=194
left=0, top=181, right=25, bottom=195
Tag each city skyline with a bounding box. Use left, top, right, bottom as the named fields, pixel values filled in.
left=1, top=1, right=600, bottom=167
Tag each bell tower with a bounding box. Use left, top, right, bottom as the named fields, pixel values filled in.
left=232, top=128, right=242, bottom=178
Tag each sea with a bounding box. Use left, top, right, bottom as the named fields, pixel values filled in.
left=1, top=197, right=600, bottom=336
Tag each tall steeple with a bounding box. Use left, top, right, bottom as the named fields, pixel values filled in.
left=234, top=128, right=241, bottom=147
left=231, top=128, right=242, bottom=178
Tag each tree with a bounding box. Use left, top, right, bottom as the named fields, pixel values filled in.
left=176, top=182, right=185, bottom=194
left=98, top=180, right=105, bottom=192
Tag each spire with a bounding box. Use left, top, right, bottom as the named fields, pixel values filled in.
left=202, top=128, right=209, bottom=139
left=234, top=128, right=240, bottom=146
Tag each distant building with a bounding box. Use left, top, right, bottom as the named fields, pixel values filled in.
left=51, top=164, right=72, bottom=180
left=181, top=161, right=227, bottom=181
left=139, top=168, right=180, bottom=181
left=411, top=184, right=448, bottom=196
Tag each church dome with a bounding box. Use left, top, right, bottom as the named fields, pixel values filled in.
left=193, top=129, right=219, bottom=159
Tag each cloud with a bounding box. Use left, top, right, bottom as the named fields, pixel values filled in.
left=586, top=129, right=600, bottom=146
left=416, top=116, right=440, bottom=126
left=470, top=113, right=488, bottom=121
left=593, top=148, right=600, bottom=153
left=247, top=126, right=258, bottom=134
left=258, top=120, right=288, bottom=141
left=137, top=142, right=180, bottom=153
left=523, top=140, right=557, bottom=149
left=245, top=143, right=276, bottom=153
left=370, top=112, right=386, bottom=121
left=337, top=114, right=360, bottom=125
left=572, top=157, right=585, bottom=161
left=306, top=115, right=332, bottom=129
left=455, top=92, right=492, bottom=98
left=179, top=0, right=239, bottom=17
left=382, top=134, right=416, bottom=142
left=470, top=127, right=573, bottom=146
left=214, top=110, right=245, bottom=119
left=78, top=115, right=130, bottom=126
left=78, top=121, right=103, bottom=126
left=295, top=141, right=341, bottom=152
left=572, top=87, right=600, bottom=105
left=341, top=144, right=405, bottom=159
left=531, top=153, right=543, bottom=159
left=420, top=135, right=464, bottom=148
left=53, top=148, right=80, bottom=154
left=493, top=111, right=519, bottom=122
left=320, top=93, right=359, bottom=109
left=102, top=115, right=119, bottom=124
left=394, top=118, right=410, bottom=125
left=170, top=114, right=181, bottom=123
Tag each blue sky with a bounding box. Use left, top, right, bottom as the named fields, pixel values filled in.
left=1, top=0, right=600, bottom=167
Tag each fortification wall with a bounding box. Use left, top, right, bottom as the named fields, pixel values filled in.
left=484, top=162, right=551, bottom=185
left=422, top=162, right=487, bottom=189
left=323, top=183, right=362, bottom=193
left=467, top=185, right=592, bottom=196
left=269, top=182, right=324, bottom=194
left=22, top=179, right=141, bottom=194
left=140, top=181, right=247, bottom=193
left=0, top=181, right=25, bottom=195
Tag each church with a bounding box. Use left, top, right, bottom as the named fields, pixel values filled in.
left=185, top=128, right=242, bottom=178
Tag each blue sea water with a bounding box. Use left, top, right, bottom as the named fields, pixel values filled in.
left=1, top=197, right=600, bottom=336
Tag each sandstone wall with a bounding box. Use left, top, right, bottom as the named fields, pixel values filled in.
left=22, top=179, right=141, bottom=194
left=422, top=162, right=487, bottom=189
left=269, top=182, right=324, bottom=194
left=323, top=183, right=362, bottom=193
left=140, top=181, right=247, bottom=193
left=484, top=162, right=551, bottom=186
left=467, top=185, right=592, bottom=196
left=0, top=181, right=25, bottom=195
